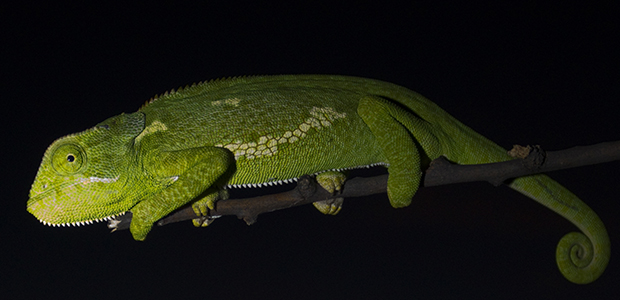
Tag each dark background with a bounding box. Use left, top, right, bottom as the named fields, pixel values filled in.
left=2, top=2, right=618, bottom=299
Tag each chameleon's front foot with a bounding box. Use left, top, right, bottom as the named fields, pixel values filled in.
left=191, top=188, right=228, bottom=227
left=313, top=171, right=346, bottom=215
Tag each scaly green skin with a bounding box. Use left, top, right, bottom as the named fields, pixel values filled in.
left=27, top=75, right=609, bottom=283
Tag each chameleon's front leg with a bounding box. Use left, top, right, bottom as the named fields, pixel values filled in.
left=130, top=147, right=233, bottom=241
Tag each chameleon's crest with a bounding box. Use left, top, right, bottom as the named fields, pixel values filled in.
left=140, top=78, right=240, bottom=110
left=141, top=87, right=179, bottom=109
left=139, top=76, right=259, bottom=110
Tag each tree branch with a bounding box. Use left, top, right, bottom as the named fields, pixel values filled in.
left=109, top=141, right=620, bottom=231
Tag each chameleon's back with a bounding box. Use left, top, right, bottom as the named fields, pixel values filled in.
left=139, top=75, right=491, bottom=170
left=138, top=76, right=390, bottom=186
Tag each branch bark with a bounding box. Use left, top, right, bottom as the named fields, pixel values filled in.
left=109, top=141, right=620, bottom=231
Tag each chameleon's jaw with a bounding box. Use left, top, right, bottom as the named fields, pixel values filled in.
left=27, top=184, right=134, bottom=228
left=27, top=196, right=129, bottom=227
left=34, top=211, right=127, bottom=227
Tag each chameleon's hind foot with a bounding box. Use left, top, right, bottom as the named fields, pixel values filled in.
left=313, top=171, right=346, bottom=215
left=313, top=197, right=344, bottom=215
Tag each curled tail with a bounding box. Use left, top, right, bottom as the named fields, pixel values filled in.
left=451, top=135, right=610, bottom=283
left=437, top=117, right=610, bottom=284
left=509, top=175, right=610, bottom=284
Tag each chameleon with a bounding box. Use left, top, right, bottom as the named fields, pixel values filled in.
left=27, top=75, right=609, bottom=284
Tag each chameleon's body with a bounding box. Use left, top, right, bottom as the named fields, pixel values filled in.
left=27, top=75, right=609, bottom=283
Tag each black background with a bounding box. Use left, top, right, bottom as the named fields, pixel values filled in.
left=2, top=2, right=619, bottom=299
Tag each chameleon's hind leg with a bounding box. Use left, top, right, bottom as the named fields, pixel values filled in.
left=312, top=171, right=347, bottom=215
left=357, top=96, right=441, bottom=208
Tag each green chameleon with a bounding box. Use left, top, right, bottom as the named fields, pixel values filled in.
left=27, top=75, right=609, bottom=284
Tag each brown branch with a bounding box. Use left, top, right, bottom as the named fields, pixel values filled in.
left=158, top=173, right=388, bottom=227
left=109, top=141, right=620, bottom=231
left=424, top=141, right=620, bottom=186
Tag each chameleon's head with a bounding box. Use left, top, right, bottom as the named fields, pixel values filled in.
left=27, top=112, right=146, bottom=227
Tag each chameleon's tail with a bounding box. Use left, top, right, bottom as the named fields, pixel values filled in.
left=432, top=110, right=611, bottom=284
left=507, top=174, right=610, bottom=284
left=449, top=131, right=610, bottom=284
left=447, top=130, right=610, bottom=283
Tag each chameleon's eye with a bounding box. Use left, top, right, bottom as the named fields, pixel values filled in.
left=51, top=143, right=86, bottom=175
